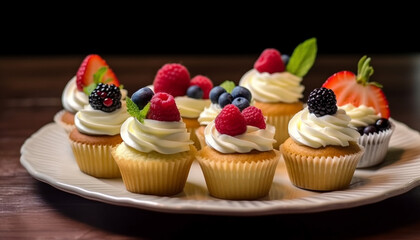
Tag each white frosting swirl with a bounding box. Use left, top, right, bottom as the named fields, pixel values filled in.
left=288, top=107, right=360, bottom=148
left=120, top=117, right=193, bottom=154
left=75, top=101, right=129, bottom=136
left=205, top=121, right=276, bottom=153
left=339, top=104, right=380, bottom=128
left=62, top=76, right=88, bottom=113
left=198, top=103, right=222, bottom=125
left=175, top=96, right=211, bottom=118
left=239, top=69, right=304, bottom=103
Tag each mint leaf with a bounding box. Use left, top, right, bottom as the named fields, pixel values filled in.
left=83, top=83, right=97, bottom=96
left=126, top=97, right=150, bottom=123
left=286, top=38, right=317, bottom=77
left=93, top=66, right=108, bottom=84
left=219, top=80, right=235, bottom=93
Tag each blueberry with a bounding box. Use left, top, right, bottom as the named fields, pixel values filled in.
left=231, top=86, right=252, bottom=102
left=375, top=118, right=390, bottom=131
left=363, top=125, right=377, bottom=135
left=281, top=54, right=290, bottom=65
left=187, top=85, right=203, bottom=99
left=218, top=92, right=233, bottom=108
left=232, top=97, right=250, bottom=111
left=209, top=86, right=226, bottom=104
left=131, top=87, right=154, bottom=110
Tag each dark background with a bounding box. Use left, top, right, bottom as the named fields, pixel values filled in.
left=2, top=8, right=419, bottom=56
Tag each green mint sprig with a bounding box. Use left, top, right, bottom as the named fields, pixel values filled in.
left=126, top=97, right=150, bottom=123
left=83, top=66, right=109, bottom=95
left=219, top=80, right=235, bottom=93
left=286, top=37, right=317, bottom=77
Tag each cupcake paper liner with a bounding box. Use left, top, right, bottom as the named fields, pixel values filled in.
left=188, top=127, right=201, bottom=150
left=70, top=140, right=121, bottom=178
left=282, top=148, right=364, bottom=191
left=112, top=144, right=196, bottom=196
left=266, top=114, right=295, bottom=149
left=54, top=110, right=75, bottom=133
left=195, top=127, right=206, bottom=150
left=196, top=150, right=280, bottom=200
left=357, top=123, right=395, bottom=168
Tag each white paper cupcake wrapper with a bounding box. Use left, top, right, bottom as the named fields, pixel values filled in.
left=357, top=122, right=395, bottom=168
left=282, top=147, right=364, bottom=191
left=266, top=114, right=294, bottom=149
left=54, top=110, right=75, bottom=133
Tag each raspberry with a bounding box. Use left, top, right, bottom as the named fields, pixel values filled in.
left=254, top=48, right=285, bottom=74
left=147, top=92, right=180, bottom=121
left=215, top=104, right=246, bottom=136
left=190, top=75, right=213, bottom=99
left=153, top=63, right=190, bottom=97
left=242, top=106, right=266, bottom=129
left=89, top=83, right=121, bottom=112
left=307, top=87, right=337, bottom=117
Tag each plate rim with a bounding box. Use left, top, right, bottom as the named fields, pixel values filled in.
left=20, top=120, right=420, bottom=216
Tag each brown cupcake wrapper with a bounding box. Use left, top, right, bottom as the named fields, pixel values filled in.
left=70, top=140, right=121, bottom=178
left=282, top=148, right=364, bottom=191
left=112, top=146, right=195, bottom=196
left=54, top=110, right=75, bottom=133
left=195, top=128, right=206, bottom=150
left=196, top=150, right=280, bottom=200
left=357, top=123, right=395, bottom=168
left=266, top=114, right=294, bottom=149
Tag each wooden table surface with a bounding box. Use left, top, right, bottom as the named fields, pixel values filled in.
left=1, top=55, right=419, bottom=239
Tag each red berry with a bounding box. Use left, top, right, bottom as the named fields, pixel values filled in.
left=153, top=63, right=190, bottom=97
left=147, top=92, right=181, bottom=121
left=215, top=104, right=247, bottom=136
left=103, top=98, right=113, bottom=107
left=190, top=75, right=213, bottom=99
left=76, top=54, right=120, bottom=92
left=242, top=106, right=266, bottom=129
left=254, top=48, right=285, bottom=74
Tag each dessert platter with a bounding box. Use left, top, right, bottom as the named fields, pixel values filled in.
left=20, top=118, right=420, bottom=216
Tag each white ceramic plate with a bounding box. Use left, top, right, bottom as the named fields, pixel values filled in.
left=20, top=119, right=420, bottom=216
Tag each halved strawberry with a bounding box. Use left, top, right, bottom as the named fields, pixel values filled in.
left=322, top=56, right=390, bottom=118
left=76, top=54, right=120, bottom=91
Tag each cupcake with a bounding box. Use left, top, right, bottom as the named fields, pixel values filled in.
left=69, top=83, right=129, bottom=178
left=240, top=38, right=317, bottom=148
left=196, top=104, right=279, bottom=200
left=322, top=56, right=394, bottom=168
left=112, top=88, right=196, bottom=196
left=280, top=87, right=364, bottom=191
left=55, top=54, right=124, bottom=133
left=153, top=63, right=213, bottom=150
left=196, top=81, right=252, bottom=149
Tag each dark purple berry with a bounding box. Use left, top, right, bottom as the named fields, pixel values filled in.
left=231, top=86, right=252, bottom=102
left=363, top=125, right=377, bottom=135
left=281, top=54, right=290, bottom=65
left=89, top=83, right=121, bottom=112
left=307, top=87, right=337, bottom=117
left=232, top=97, right=250, bottom=111
left=131, top=87, right=154, bottom=110
left=186, top=85, right=203, bottom=99
left=209, top=86, right=226, bottom=104
left=218, top=92, right=233, bottom=108
left=375, top=118, right=390, bottom=132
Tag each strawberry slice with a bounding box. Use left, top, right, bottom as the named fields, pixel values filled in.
left=76, top=54, right=120, bottom=91
left=322, top=56, right=390, bottom=119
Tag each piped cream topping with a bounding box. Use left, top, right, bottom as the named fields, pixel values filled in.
left=339, top=104, right=380, bottom=128
left=120, top=117, right=193, bottom=154
left=288, top=107, right=360, bottom=148
left=204, top=121, right=276, bottom=153
left=239, top=69, right=304, bottom=103
left=175, top=96, right=211, bottom=118
left=198, top=103, right=222, bottom=126
left=62, top=76, right=88, bottom=113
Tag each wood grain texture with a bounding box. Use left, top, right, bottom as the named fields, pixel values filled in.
left=1, top=55, right=419, bottom=239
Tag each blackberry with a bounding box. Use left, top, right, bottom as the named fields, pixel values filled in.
left=89, top=83, right=122, bottom=112
left=307, top=87, right=337, bottom=117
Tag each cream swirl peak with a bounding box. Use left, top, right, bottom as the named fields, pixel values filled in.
left=198, top=103, right=222, bottom=126
left=205, top=121, right=276, bottom=154
left=288, top=107, right=360, bottom=148
left=339, top=104, right=380, bottom=128
left=239, top=69, right=304, bottom=103
left=75, top=101, right=129, bottom=136
left=175, top=96, right=211, bottom=118
left=62, top=76, right=89, bottom=113
left=120, top=117, right=193, bottom=154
